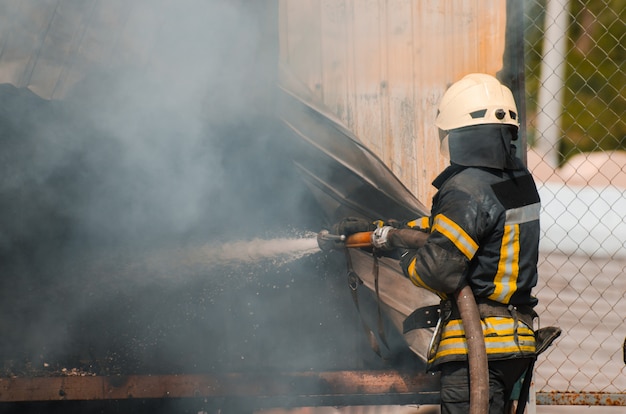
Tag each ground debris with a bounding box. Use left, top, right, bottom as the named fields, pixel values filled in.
left=54, top=366, right=98, bottom=377
left=1, top=359, right=100, bottom=378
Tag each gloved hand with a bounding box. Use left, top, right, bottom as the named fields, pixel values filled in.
left=385, top=219, right=404, bottom=228
left=332, top=216, right=375, bottom=236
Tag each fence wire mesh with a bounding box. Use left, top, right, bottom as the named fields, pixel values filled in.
left=524, top=0, right=626, bottom=399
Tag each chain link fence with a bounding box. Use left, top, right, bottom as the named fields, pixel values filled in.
left=524, top=0, right=626, bottom=404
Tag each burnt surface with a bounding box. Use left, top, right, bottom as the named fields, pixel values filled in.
left=0, top=2, right=430, bottom=412
left=0, top=84, right=420, bottom=379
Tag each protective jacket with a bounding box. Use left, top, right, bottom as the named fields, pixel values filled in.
left=400, top=158, right=540, bottom=368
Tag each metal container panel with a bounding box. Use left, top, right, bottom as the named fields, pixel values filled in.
left=280, top=0, right=507, bottom=204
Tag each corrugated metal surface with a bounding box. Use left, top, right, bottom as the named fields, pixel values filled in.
left=0, top=2, right=437, bottom=404
left=0, top=0, right=142, bottom=98
left=0, top=0, right=276, bottom=112
left=0, top=0, right=507, bottom=204
left=0, top=2, right=520, bottom=412
left=279, top=0, right=507, bottom=204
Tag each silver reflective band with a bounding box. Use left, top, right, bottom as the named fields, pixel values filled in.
left=371, top=225, right=394, bottom=250
left=506, top=202, right=541, bottom=224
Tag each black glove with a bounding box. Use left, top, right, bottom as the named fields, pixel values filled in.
left=332, top=216, right=375, bottom=236
left=385, top=219, right=404, bottom=228
left=399, top=248, right=417, bottom=266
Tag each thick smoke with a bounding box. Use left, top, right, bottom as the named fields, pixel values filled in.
left=54, top=1, right=276, bottom=244
left=0, top=1, right=408, bottom=385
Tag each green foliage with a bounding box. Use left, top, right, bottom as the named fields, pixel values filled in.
left=525, top=0, right=625, bottom=163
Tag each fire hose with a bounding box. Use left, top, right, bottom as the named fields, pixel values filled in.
left=455, top=285, right=489, bottom=414
left=318, top=228, right=489, bottom=414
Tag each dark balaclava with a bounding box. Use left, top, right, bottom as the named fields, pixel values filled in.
left=447, top=124, right=519, bottom=170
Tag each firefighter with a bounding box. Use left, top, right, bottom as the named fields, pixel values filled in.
left=334, top=73, right=540, bottom=413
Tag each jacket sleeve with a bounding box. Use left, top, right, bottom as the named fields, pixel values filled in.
left=400, top=186, right=481, bottom=295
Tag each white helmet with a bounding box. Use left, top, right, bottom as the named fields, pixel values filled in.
left=435, top=73, right=519, bottom=132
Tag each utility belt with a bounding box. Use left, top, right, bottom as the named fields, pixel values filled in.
left=405, top=296, right=543, bottom=370
left=404, top=297, right=561, bottom=414
left=403, top=297, right=537, bottom=334
left=456, top=298, right=537, bottom=329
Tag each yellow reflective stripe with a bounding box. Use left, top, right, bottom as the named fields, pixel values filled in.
left=432, top=214, right=478, bottom=259
left=407, top=258, right=446, bottom=299
left=482, top=317, right=533, bottom=336
left=434, top=339, right=536, bottom=359
left=406, top=216, right=430, bottom=230
left=433, top=317, right=536, bottom=360
left=443, top=317, right=534, bottom=337
left=434, top=337, right=467, bottom=358
left=406, top=258, right=425, bottom=288
left=485, top=332, right=536, bottom=353
left=489, top=224, right=520, bottom=303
